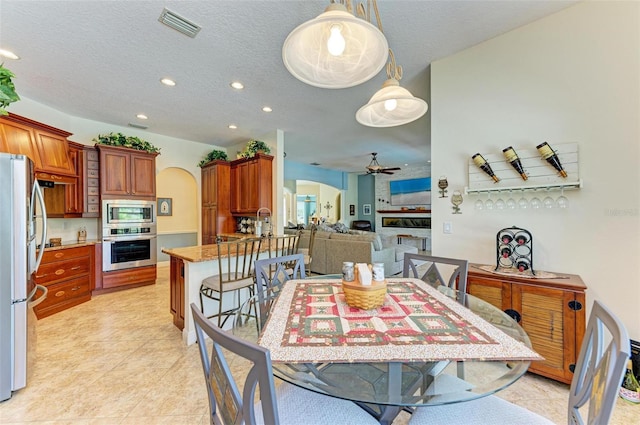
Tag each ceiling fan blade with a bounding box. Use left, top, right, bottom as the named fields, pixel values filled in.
left=383, top=167, right=401, bottom=171
left=381, top=170, right=395, bottom=175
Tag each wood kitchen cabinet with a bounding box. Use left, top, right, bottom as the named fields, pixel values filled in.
left=33, top=245, right=95, bottom=319
left=230, top=153, right=273, bottom=215
left=42, top=142, right=100, bottom=218
left=467, top=265, right=587, bottom=384
left=201, top=160, right=234, bottom=244
left=170, top=256, right=185, bottom=329
left=0, top=113, right=76, bottom=181
left=97, top=144, right=158, bottom=199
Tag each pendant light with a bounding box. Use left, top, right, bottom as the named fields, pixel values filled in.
left=356, top=49, right=428, bottom=127
left=282, top=1, right=388, bottom=89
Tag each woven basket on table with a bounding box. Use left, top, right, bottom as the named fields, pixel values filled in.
left=341, top=279, right=387, bottom=310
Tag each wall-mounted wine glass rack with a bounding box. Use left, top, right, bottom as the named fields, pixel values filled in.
left=465, top=142, right=581, bottom=195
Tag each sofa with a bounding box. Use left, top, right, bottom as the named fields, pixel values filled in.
left=286, top=228, right=418, bottom=277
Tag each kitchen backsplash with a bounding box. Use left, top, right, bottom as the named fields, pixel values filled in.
left=45, top=218, right=100, bottom=244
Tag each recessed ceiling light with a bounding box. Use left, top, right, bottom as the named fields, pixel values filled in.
left=427, top=160, right=431, bottom=163
left=230, top=81, right=244, bottom=90
left=136, top=114, right=148, bottom=120
left=262, top=106, right=273, bottom=112
left=160, top=78, right=176, bottom=86
left=0, top=49, right=19, bottom=60
left=228, top=124, right=237, bottom=129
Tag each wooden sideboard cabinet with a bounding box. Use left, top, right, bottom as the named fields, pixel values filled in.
left=97, top=144, right=158, bottom=199
left=467, top=264, right=587, bottom=384
left=34, top=245, right=94, bottom=319
left=201, top=160, right=235, bottom=244
left=230, top=153, right=273, bottom=215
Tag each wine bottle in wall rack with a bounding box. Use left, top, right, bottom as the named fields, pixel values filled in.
left=472, top=153, right=500, bottom=183
left=536, top=142, right=567, bottom=178
left=502, top=146, right=528, bottom=180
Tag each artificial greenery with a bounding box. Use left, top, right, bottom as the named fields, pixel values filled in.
left=0, top=64, right=20, bottom=115
left=198, top=149, right=229, bottom=167
left=93, top=132, right=160, bottom=154
left=239, top=139, right=271, bottom=158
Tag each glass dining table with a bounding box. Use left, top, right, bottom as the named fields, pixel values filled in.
left=233, top=277, right=541, bottom=425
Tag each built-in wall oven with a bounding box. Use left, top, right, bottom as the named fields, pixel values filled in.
left=101, top=200, right=157, bottom=272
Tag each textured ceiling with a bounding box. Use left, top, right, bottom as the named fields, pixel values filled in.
left=0, top=0, right=578, bottom=172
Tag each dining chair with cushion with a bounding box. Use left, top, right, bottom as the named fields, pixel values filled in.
left=190, top=303, right=380, bottom=425
left=199, top=237, right=263, bottom=327
left=403, top=253, right=469, bottom=305
left=408, top=300, right=630, bottom=425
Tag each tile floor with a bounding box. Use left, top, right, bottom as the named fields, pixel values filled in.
left=0, top=264, right=636, bottom=424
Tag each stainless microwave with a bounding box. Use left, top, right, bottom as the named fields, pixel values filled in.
left=102, top=200, right=155, bottom=226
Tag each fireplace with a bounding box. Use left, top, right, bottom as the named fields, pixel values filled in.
left=381, top=217, right=431, bottom=229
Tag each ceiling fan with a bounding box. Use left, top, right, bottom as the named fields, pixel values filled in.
left=365, top=152, right=401, bottom=175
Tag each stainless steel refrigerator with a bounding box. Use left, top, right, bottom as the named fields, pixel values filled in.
left=0, top=153, right=48, bottom=401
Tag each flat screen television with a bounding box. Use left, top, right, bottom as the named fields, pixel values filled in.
left=389, top=177, right=431, bottom=206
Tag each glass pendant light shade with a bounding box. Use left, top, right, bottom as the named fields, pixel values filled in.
left=282, top=3, right=388, bottom=89
left=356, top=78, right=428, bottom=127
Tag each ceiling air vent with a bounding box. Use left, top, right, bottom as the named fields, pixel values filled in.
left=158, top=8, right=201, bottom=38
left=128, top=122, right=148, bottom=130
left=310, top=162, right=321, bottom=166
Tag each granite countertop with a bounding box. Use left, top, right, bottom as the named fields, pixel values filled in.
left=39, top=239, right=101, bottom=252
left=162, top=233, right=287, bottom=263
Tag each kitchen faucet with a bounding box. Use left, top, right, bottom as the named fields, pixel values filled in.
left=256, top=207, right=272, bottom=236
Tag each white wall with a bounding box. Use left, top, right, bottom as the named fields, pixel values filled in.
left=431, top=1, right=640, bottom=338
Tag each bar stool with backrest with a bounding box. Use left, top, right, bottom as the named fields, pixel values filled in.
left=191, top=303, right=380, bottom=425
left=199, top=237, right=263, bottom=327
left=298, top=225, right=317, bottom=272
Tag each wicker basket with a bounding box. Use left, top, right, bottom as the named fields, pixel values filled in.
left=342, top=279, right=387, bottom=310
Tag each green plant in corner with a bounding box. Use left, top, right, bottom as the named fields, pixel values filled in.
left=198, top=149, right=229, bottom=167
left=92, top=132, right=160, bottom=154
left=0, top=64, right=20, bottom=115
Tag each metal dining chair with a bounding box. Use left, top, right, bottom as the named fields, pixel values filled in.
left=403, top=253, right=469, bottom=305
left=199, top=237, right=263, bottom=327
left=403, top=253, right=470, bottom=383
left=254, top=253, right=306, bottom=304
left=190, top=303, right=380, bottom=425
left=408, top=300, right=630, bottom=425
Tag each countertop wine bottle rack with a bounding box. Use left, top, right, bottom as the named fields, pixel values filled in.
left=465, top=142, right=582, bottom=195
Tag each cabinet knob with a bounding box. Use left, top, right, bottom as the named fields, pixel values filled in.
left=55, top=290, right=65, bottom=297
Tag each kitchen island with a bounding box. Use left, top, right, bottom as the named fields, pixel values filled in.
left=162, top=233, right=271, bottom=345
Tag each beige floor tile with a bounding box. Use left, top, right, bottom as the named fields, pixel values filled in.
left=1, top=265, right=637, bottom=425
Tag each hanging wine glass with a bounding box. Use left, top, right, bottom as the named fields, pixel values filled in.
left=494, top=191, right=505, bottom=210
left=451, top=191, right=463, bottom=214
left=543, top=189, right=555, bottom=209
left=474, top=195, right=484, bottom=210
left=556, top=186, right=569, bottom=209
left=518, top=193, right=529, bottom=209
left=506, top=191, right=517, bottom=210
left=530, top=196, right=542, bottom=209
left=485, top=191, right=494, bottom=210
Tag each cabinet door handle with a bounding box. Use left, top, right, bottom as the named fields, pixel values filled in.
left=71, top=266, right=82, bottom=270
left=71, top=286, right=81, bottom=291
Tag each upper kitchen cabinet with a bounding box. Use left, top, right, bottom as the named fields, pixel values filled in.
left=230, top=153, right=273, bottom=215
left=0, top=113, right=76, bottom=181
left=97, top=144, right=158, bottom=200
